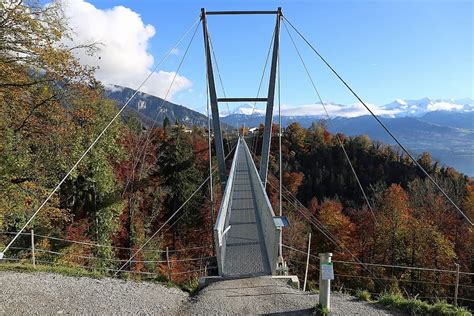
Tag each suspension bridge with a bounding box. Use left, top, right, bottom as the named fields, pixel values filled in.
left=1, top=7, right=473, bottom=313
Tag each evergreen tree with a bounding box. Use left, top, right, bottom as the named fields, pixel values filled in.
left=158, top=127, right=203, bottom=248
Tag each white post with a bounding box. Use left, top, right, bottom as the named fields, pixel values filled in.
left=303, top=233, right=311, bottom=291
left=31, top=229, right=36, bottom=268
left=319, top=252, right=333, bottom=310
left=454, top=263, right=460, bottom=306
left=166, top=247, right=171, bottom=281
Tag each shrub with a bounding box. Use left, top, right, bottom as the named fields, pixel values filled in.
left=377, top=291, right=471, bottom=316
left=356, top=289, right=371, bottom=302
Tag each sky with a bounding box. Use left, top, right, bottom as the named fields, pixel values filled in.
left=58, top=0, right=473, bottom=116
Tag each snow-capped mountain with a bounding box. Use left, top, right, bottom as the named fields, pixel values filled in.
left=221, top=98, right=474, bottom=176
left=227, top=98, right=474, bottom=119
left=382, top=98, right=474, bottom=117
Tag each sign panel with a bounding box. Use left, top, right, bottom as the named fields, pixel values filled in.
left=321, top=262, right=334, bottom=280
left=273, top=216, right=290, bottom=228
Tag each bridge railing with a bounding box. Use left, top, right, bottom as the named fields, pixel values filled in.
left=213, top=137, right=241, bottom=275
left=242, top=139, right=280, bottom=274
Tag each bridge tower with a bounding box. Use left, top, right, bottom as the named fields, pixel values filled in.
left=201, top=8, right=287, bottom=278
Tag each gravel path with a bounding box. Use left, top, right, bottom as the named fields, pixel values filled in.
left=0, top=271, right=187, bottom=315
left=181, top=276, right=402, bottom=315
left=0, top=272, right=403, bottom=315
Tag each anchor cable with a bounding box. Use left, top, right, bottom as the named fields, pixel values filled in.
left=283, top=16, right=472, bottom=226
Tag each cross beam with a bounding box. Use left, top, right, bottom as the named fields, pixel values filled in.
left=206, top=10, right=279, bottom=15
left=217, top=98, right=268, bottom=103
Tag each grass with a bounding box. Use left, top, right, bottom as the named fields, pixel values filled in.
left=377, top=292, right=471, bottom=316
left=180, top=277, right=200, bottom=295
left=314, top=304, right=330, bottom=315
left=355, top=289, right=372, bottom=302
left=0, top=262, right=202, bottom=294
left=0, top=262, right=104, bottom=278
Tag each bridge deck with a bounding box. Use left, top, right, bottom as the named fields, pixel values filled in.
left=223, top=141, right=271, bottom=277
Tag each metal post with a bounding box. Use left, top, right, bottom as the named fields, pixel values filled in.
left=201, top=8, right=227, bottom=191
left=31, top=229, right=35, bottom=268
left=319, top=252, right=333, bottom=310
left=166, top=247, right=171, bottom=280
left=206, top=73, right=216, bottom=257
left=259, top=7, right=281, bottom=185
left=303, top=233, right=311, bottom=291
left=454, top=263, right=460, bottom=306
left=277, top=42, right=283, bottom=259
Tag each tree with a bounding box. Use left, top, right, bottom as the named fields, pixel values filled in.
left=282, top=171, right=304, bottom=195
left=158, top=127, right=203, bottom=249
left=374, top=184, right=411, bottom=266
left=285, top=122, right=306, bottom=153
left=317, top=199, right=356, bottom=260
left=0, top=1, right=124, bottom=268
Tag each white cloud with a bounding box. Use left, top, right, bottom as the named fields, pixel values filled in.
left=427, top=101, right=464, bottom=111
left=237, top=106, right=265, bottom=116
left=279, top=102, right=401, bottom=118
left=61, top=0, right=191, bottom=99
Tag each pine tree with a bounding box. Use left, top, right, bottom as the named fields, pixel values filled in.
left=158, top=127, right=203, bottom=249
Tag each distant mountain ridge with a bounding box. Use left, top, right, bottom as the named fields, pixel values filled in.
left=105, top=85, right=209, bottom=127
left=221, top=112, right=474, bottom=176
left=231, top=97, right=474, bottom=119
left=104, top=86, right=473, bottom=175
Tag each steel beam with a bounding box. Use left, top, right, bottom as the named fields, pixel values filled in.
left=202, top=8, right=228, bottom=190
left=217, top=98, right=268, bottom=103
left=206, top=10, right=278, bottom=15
left=259, top=7, right=281, bottom=185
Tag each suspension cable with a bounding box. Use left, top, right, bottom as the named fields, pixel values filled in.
left=283, top=16, right=472, bottom=226
left=122, top=19, right=202, bottom=197
left=282, top=244, right=473, bottom=275
left=249, top=145, right=384, bottom=286
left=207, top=33, right=233, bottom=151
left=0, top=17, right=202, bottom=258
left=282, top=20, right=377, bottom=223
left=277, top=30, right=283, bottom=257
left=160, top=139, right=238, bottom=238
left=122, top=18, right=201, bottom=196
left=249, top=27, right=276, bottom=154
left=266, top=177, right=385, bottom=287
left=114, top=141, right=238, bottom=275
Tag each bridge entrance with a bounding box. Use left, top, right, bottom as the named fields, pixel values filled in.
left=216, top=138, right=280, bottom=277
left=201, top=9, right=284, bottom=278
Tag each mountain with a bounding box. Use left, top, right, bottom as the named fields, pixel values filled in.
left=230, top=98, right=474, bottom=119
left=221, top=111, right=474, bottom=176
left=104, top=88, right=473, bottom=175
left=325, top=115, right=474, bottom=176
left=105, top=85, right=209, bottom=127
left=421, top=111, right=474, bottom=130
left=382, top=98, right=474, bottom=117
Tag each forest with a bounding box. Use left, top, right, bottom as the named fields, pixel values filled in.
left=1, top=0, right=472, bottom=305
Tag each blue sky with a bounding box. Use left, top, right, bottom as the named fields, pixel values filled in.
left=72, top=0, right=472, bottom=115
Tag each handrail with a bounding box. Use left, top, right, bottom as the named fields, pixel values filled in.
left=214, top=137, right=241, bottom=246
left=241, top=139, right=280, bottom=274
left=241, top=139, right=276, bottom=217
left=213, top=137, right=241, bottom=275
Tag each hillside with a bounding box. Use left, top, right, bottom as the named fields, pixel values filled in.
left=1, top=2, right=472, bottom=313
left=221, top=113, right=474, bottom=176
left=105, top=85, right=209, bottom=127
left=103, top=87, right=473, bottom=175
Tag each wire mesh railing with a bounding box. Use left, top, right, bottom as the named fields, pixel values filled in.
left=282, top=243, right=474, bottom=308
left=0, top=231, right=216, bottom=282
